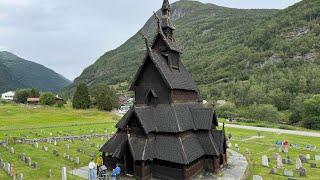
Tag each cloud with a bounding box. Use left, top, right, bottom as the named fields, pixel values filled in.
left=0, top=0, right=30, bottom=7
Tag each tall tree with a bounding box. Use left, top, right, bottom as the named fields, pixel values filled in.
left=90, top=83, right=118, bottom=111
left=72, top=83, right=91, bottom=109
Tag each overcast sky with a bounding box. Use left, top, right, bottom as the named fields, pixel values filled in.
left=0, top=0, right=300, bottom=81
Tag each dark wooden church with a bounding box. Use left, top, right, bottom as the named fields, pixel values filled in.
left=100, top=0, right=227, bottom=179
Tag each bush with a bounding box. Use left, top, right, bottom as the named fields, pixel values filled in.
left=216, top=102, right=237, bottom=119
left=90, top=83, right=118, bottom=111
left=242, top=104, right=281, bottom=123
left=72, top=83, right=91, bottom=109
left=40, top=93, right=55, bottom=106
left=302, top=95, right=320, bottom=130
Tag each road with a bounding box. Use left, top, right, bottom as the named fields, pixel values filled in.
left=220, top=123, right=320, bottom=138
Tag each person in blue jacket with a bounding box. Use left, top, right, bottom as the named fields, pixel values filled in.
left=111, top=163, right=121, bottom=179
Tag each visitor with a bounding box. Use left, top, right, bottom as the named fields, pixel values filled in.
left=111, top=163, right=121, bottom=179
left=88, top=159, right=96, bottom=180
left=96, top=155, right=103, bottom=176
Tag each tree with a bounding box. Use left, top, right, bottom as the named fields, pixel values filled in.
left=302, top=95, right=320, bottom=130
left=216, top=102, right=237, bottom=119
left=29, top=88, right=40, bottom=98
left=90, top=84, right=118, bottom=111
left=40, top=93, right=55, bottom=106
left=244, top=104, right=281, bottom=123
left=14, top=89, right=31, bottom=104
left=72, top=83, right=91, bottom=109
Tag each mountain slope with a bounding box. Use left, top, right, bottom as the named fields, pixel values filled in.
left=0, top=51, right=71, bottom=93
left=65, top=0, right=278, bottom=94
left=65, top=0, right=320, bottom=113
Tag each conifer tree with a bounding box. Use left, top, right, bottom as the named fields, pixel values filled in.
left=72, top=83, right=91, bottom=109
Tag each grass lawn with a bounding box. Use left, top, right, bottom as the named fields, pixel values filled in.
left=225, top=127, right=320, bottom=180
left=1, top=103, right=320, bottom=179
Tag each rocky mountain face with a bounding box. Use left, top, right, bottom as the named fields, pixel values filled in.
left=0, top=51, right=71, bottom=93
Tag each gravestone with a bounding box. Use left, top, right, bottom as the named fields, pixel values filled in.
left=61, top=167, right=67, bottom=180
left=63, top=153, right=67, bottom=158
left=70, top=157, right=74, bottom=162
left=48, top=169, right=52, bottom=178
left=34, top=142, right=39, bottom=149
left=315, top=155, right=320, bottom=161
left=32, top=162, right=38, bottom=169
left=296, top=158, right=303, bottom=170
left=75, top=157, right=80, bottom=165
left=277, top=155, right=283, bottom=168
left=270, top=167, right=277, bottom=174
left=27, top=157, right=32, bottom=166
left=284, top=169, right=294, bottom=177
left=305, top=154, right=311, bottom=160
left=10, top=147, right=15, bottom=154
left=310, top=163, right=317, bottom=168
left=18, top=173, right=23, bottom=180
left=54, top=140, right=57, bottom=146
left=89, top=152, right=95, bottom=158
left=298, top=167, right=306, bottom=177
left=253, top=175, right=263, bottom=180
left=65, top=144, right=70, bottom=150
left=262, top=155, right=269, bottom=167
left=299, top=155, right=307, bottom=163
left=53, top=150, right=59, bottom=157
left=273, top=153, right=279, bottom=160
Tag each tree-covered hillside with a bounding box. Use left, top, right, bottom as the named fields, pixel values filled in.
left=64, top=0, right=320, bottom=128
left=0, top=51, right=71, bottom=93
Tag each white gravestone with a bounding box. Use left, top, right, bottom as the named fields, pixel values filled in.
left=284, top=169, right=293, bottom=177
left=262, top=155, right=269, bottom=167
left=253, top=175, right=263, bottom=180
left=315, top=155, right=320, bottom=161
left=306, top=154, right=311, bottom=160
left=10, top=147, right=15, bottom=154
left=296, top=158, right=303, bottom=170
left=61, top=167, right=67, bottom=180
left=277, top=155, right=283, bottom=168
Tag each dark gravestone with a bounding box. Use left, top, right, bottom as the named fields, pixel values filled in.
left=299, top=155, right=308, bottom=163
left=270, top=167, right=277, bottom=174
left=310, top=163, right=317, bottom=168
left=298, top=167, right=306, bottom=177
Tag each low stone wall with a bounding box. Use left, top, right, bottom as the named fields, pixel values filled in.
left=16, top=134, right=113, bottom=144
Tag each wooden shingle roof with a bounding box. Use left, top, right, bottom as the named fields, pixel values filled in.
left=101, top=131, right=223, bottom=164
left=116, top=104, right=216, bottom=133
left=129, top=49, right=198, bottom=91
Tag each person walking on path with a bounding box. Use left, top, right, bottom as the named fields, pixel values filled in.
left=88, top=159, right=96, bottom=180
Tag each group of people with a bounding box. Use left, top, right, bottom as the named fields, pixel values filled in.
left=88, top=155, right=121, bottom=180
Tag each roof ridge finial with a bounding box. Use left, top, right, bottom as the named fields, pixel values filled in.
left=162, top=0, right=170, bottom=14
left=153, top=11, right=162, bottom=33
left=139, top=31, right=151, bottom=52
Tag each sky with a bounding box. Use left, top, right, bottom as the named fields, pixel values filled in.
left=0, top=0, right=300, bottom=81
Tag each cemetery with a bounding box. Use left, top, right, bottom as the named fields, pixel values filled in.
left=0, top=105, right=319, bottom=180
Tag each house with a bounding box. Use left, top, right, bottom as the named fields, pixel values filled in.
left=27, top=98, right=40, bottom=105
left=100, top=1, right=227, bottom=179
left=1, top=91, right=15, bottom=101
left=54, top=95, right=64, bottom=104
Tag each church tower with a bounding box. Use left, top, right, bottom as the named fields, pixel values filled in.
left=100, top=1, right=227, bottom=179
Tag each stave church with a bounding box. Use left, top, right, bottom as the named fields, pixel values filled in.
left=100, top=0, right=227, bottom=179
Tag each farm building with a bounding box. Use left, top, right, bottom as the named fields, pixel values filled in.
left=1, top=91, right=15, bottom=101
left=27, top=97, right=40, bottom=105
left=100, top=0, right=227, bottom=179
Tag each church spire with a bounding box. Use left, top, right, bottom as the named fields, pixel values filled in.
left=161, top=0, right=175, bottom=40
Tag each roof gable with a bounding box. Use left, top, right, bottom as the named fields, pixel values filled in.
left=129, top=50, right=198, bottom=91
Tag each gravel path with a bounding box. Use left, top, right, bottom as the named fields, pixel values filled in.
left=221, top=123, right=320, bottom=137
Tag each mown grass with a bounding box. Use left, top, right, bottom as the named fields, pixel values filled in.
left=1, top=104, right=320, bottom=179
left=226, top=127, right=320, bottom=180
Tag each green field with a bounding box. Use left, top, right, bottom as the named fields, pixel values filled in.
left=0, top=103, right=319, bottom=179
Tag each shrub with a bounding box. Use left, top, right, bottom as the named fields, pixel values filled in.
left=40, top=93, right=55, bottom=106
